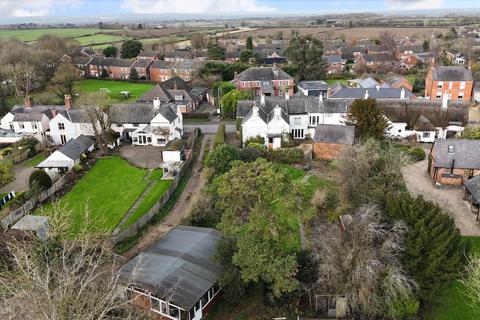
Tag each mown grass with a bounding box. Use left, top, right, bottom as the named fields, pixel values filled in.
left=424, top=236, right=480, bottom=320
left=77, top=79, right=155, bottom=102
left=36, top=157, right=149, bottom=233
left=24, top=153, right=46, bottom=167
left=75, top=34, right=128, bottom=46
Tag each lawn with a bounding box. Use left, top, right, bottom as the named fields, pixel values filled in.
left=77, top=79, right=155, bottom=102
left=424, top=236, right=480, bottom=320
left=0, top=28, right=117, bottom=42
left=24, top=153, right=46, bottom=167
left=37, top=157, right=149, bottom=233
left=325, top=79, right=349, bottom=85
left=122, top=169, right=173, bottom=228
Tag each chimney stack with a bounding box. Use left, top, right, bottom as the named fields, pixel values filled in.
left=24, top=96, right=33, bottom=109
left=260, top=94, right=266, bottom=105
left=285, top=92, right=289, bottom=100
left=173, top=80, right=177, bottom=90
left=153, top=96, right=161, bottom=109
left=364, top=90, right=369, bottom=99
left=319, top=93, right=323, bottom=102
left=442, top=92, right=449, bottom=111
left=64, top=94, right=73, bottom=110
left=400, top=87, right=405, bottom=99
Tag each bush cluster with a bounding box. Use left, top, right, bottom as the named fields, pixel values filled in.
left=263, top=148, right=304, bottom=164
left=214, top=123, right=226, bottom=147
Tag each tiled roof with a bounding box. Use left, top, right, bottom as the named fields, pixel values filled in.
left=431, top=66, right=473, bottom=81
left=432, top=139, right=480, bottom=169
left=237, top=66, right=293, bottom=81
left=313, top=124, right=355, bottom=144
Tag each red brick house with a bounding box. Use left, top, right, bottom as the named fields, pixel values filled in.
left=235, top=65, right=294, bottom=96
left=137, top=51, right=161, bottom=60
left=429, top=139, right=480, bottom=186
left=150, top=60, right=175, bottom=82
left=425, top=66, right=473, bottom=101
left=108, top=58, right=135, bottom=80
left=324, top=55, right=345, bottom=74
left=313, top=125, right=355, bottom=160
left=355, top=54, right=396, bottom=70
left=131, top=59, right=153, bottom=80
left=383, top=72, right=413, bottom=92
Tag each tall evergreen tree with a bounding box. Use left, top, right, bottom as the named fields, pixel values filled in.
left=285, top=35, right=326, bottom=80
left=345, top=98, right=390, bottom=140
left=385, top=194, right=465, bottom=300
left=246, top=36, right=253, bottom=50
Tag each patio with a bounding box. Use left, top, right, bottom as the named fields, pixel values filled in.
left=119, top=145, right=163, bottom=169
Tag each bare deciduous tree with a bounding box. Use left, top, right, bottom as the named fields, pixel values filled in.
left=461, top=255, right=480, bottom=314
left=311, top=205, right=417, bottom=318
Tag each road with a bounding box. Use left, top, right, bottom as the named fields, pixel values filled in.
left=184, top=122, right=236, bottom=134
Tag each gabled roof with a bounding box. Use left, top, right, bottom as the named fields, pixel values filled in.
left=361, top=54, right=395, bottom=62
left=465, top=175, right=480, bottom=203
left=57, top=135, right=94, bottom=160
left=137, top=51, right=159, bottom=58
left=324, top=55, right=343, bottom=63
left=431, top=66, right=473, bottom=81
left=110, top=103, right=178, bottom=124
left=150, top=60, right=175, bottom=69
left=58, top=109, right=90, bottom=123
left=414, top=114, right=435, bottom=131
left=432, top=139, right=480, bottom=169
left=358, top=77, right=379, bottom=88
left=330, top=87, right=415, bottom=99
left=132, top=59, right=152, bottom=68
left=237, top=66, right=293, bottom=81
left=314, top=124, right=355, bottom=145
left=11, top=105, right=65, bottom=121
left=119, top=226, right=223, bottom=311
left=297, top=81, right=328, bottom=91
left=137, top=78, right=197, bottom=104
left=72, top=56, right=92, bottom=66
left=242, top=104, right=289, bottom=125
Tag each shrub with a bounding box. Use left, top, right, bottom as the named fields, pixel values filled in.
left=1, top=147, right=12, bottom=157
left=214, top=123, right=226, bottom=147
left=29, top=170, right=52, bottom=191
left=204, top=144, right=240, bottom=175
left=72, top=164, right=84, bottom=173
left=14, top=137, right=39, bottom=157
left=263, top=148, right=304, bottom=164
left=408, top=147, right=425, bottom=162
left=239, top=147, right=262, bottom=162
left=244, top=135, right=265, bottom=147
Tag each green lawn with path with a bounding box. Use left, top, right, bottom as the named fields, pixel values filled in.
left=424, top=236, right=480, bottom=320
left=0, top=28, right=117, bottom=42
left=78, top=79, right=155, bottom=102
left=122, top=170, right=173, bottom=228
left=37, top=157, right=149, bottom=233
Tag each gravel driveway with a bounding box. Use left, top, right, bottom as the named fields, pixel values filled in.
left=401, top=155, right=480, bottom=236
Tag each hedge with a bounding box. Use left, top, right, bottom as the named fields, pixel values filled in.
left=263, top=148, right=304, bottom=164
left=214, top=123, right=226, bottom=147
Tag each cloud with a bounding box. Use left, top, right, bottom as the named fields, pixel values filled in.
left=385, top=0, right=445, bottom=10
left=121, top=0, right=277, bottom=14
left=0, top=0, right=82, bottom=17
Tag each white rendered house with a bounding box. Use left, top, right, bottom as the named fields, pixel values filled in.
left=49, top=109, right=100, bottom=145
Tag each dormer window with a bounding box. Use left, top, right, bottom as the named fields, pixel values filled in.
left=175, top=95, right=183, bottom=101
left=448, top=145, right=454, bottom=154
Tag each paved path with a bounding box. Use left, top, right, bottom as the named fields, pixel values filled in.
left=184, top=121, right=236, bottom=134
left=401, top=154, right=480, bottom=236
left=0, top=161, right=35, bottom=194
left=119, top=145, right=163, bottom=169
left=122, top=135, right=214, bottom=260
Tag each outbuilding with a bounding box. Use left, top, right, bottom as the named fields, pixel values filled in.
left=313, top=124, right=355, bottom=160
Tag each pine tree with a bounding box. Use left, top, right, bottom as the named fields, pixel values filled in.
left=345, top=98, right=390, bottom=140
left=246, top=36, right=253, bottom=50
left=385, top=194, right=465, bottom=301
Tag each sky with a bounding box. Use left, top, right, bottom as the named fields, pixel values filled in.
left=0, top=0, right=479, bottom=18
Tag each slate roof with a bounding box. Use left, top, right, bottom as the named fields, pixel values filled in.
left=237, top=96, right=351, bottom=118
left=297, top=81, right=329, bottom=91
left=118, top=226, right=223, bottom=311
left=150, top=60, right=175, bottom=69
left=72, top=56, right=92, bottom=66
left=324, top=55, right=343, bottom=63
left=237, top=66, right=293, bottom=81
left=106, top=58, right=135, bottom=68
left=241, top=105, right=289, bottom=125
left=110, top=103, right=178, bottom=123
left=137, top=80, right=197, bottom=104
left=11, top=105, right=65, bottom=121
left=361, top=54, right=395, bottom=62
left=465, top=175, right=480, bottom=203
left=58, top=110, right=90, bottom=123
left=313, top=124, right=355, bottom=145
left=137, top=51, right=159, bottom=58
left=162, top=76, right=192, bottom=91
left=58, top=135, right=94, bottom=160
left=330, top=87, right=415, bottom=99
left=367, top=44, right=391, bottom=52
left=132, top=59, right=152, bottom=68
left=431, top=66, right=473, bottom=81
left=432, top=139, right=480, bottom=169
left=358, top=77, right=379, bottom=88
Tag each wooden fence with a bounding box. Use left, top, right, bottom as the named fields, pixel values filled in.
left=0, top=171, right=74, bottom=229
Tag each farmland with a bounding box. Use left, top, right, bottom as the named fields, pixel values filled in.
left=0, top=28, right=118, bottom=42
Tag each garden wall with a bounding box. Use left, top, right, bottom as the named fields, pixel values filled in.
left=0, top=171, right=74, bottom=229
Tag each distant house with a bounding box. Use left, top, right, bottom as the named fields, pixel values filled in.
left=149, top=60, right=175, bottom=82
left=355, top=54, right=396, bottom=69
left=235, top=66, right=294, bottom=97
left=36, top=135, right=94, bottom=178
left=110, top=100, right=183, bottom=146
left=80, top=47, right=97, bottom=58
left=0, top=97, right=67, bottom=145
left=72, top=57, right=93, bottom=76
left=137, top=76, right=203, bottom=113
left=367, top=45, right=391, bottom=55
left=429, top=139, right=480, bottom=186
left=107, top=58, right=135, bottom=80
left=131, top=59, right=153, bottom=80
left=49, top=105, right=100, bottom=145
left=383, top=72, right=413, bottom=92
left=136, top=50, right=161, bottom=60
left=323, top=55, right=345, bottom=74
left=164, top=49, right=193, bottom=62
left=357, top=76, right=380, bottom=88
left=445, top=49, right=467, bottom=65
left=425, top=66, right=473, bottom=101
left=297, top=81, right=329, bottom=98
left=119, top=226, right=223, bottom=320
left=313, top=125, right=355, bottom=160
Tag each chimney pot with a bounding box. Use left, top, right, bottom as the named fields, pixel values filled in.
left=364, top=90, right=369, bottom=99
left=64, top=94, right=73, bottom=110
left=24, top=96, right=33, bottom=109
left=153, top=96, right=161, bottom=109
left=260, top=94, right=266, bottom=105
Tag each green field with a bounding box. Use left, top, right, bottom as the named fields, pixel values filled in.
left=78, top=79, right=155, bottom=102
left=75, top=34, right=127, bottom=46
left=424, top=236, right=480, bottom=320
left=0, top=28, right=117, bottom=42
left=122, top=170, right=173, bottom=228
left=37, top=157, right=149, bottom=233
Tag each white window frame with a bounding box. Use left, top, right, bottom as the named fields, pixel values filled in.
left=458, top=92, right=464, bottom=99
left=448, top=82, right=453, bottom=89
left=437, top=81, right=443, bottom=89
left=460, top=81, right=466, bottom=90
left=436, top=92, right=442, bottom=99
left=58, top=123, right=65, bottom=130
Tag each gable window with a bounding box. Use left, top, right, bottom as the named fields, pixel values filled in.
left=422, top=132, right=430, bottom=138
left=460, top=81, right=466, bottom=90
left=437, top=81, right=443, bottom=89
left=175, top=95, right=183, bottom=101
left=58, top=123, right=65, bottom=130
left=157, top=138, right=166, bottom=144
left=291, top=128, right=304, bottom=139
left=133, top=124, right=139, bottom=127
